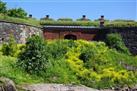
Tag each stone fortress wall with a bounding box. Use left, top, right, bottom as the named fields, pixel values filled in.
left=95, top=27, right=137, bottom=55
left=0, top=21, right=137, bottom=55
left=0, top=21, right=42, bottom=44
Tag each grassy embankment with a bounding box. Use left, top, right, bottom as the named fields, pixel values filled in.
left=0, top=38, right=137, bottom=89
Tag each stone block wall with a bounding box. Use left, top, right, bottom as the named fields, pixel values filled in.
left=95, top=27, right=137, bottom=55
left=112, top=28, right=137, bottom=55
left=0, top=21, right=42, bottom=44
left=0, top=21, right=137, bottom=55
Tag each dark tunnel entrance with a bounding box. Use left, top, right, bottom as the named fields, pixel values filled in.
left=64, top=34, right=77, bottom=40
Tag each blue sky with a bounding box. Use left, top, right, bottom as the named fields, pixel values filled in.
left=2, top=0, right=137, bottom=20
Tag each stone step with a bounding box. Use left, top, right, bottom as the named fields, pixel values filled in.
left=20, top=84, right=99, bottom=91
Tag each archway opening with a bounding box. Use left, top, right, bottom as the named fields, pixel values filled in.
left=64, top=34, right=77, bottom=40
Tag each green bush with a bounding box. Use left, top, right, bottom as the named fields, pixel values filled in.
left=17, top=35, right=48, bottom=75
left=65, top=40, right=137, bottom=89
left=7, top=8, right=27, bottom=19
left=44, top=58, right=79, bottom=84
left=47, top=40, right=77, bottom=59
left=0, top=54, right=44, bottom=84
left=57, top=18, right=73, bottom=21
left=1, top=35, right=17, bottom=57
left=47, top=40, right=68, bottom=59
left=106, top=33, right=130, bottom=55
left=0, top=0, right=7, bottom=14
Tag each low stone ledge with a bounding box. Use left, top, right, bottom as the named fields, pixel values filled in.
left=0, top=77, right=17, bottom=91
left=21, top=84, right=99, bottom=91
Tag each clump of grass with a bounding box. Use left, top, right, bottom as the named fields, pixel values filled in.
left=0, top=14, right=41, bottom=27
left=0, top=54, right=44, bottom=84
left=40, top=20, right=99, bottom=26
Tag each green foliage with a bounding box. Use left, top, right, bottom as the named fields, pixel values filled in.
left=0, top=0, right=137, bottom=28
left=65, top=40, right=137, bottom=89
left=0, top=54, right=44, bottom=84
left=0, top=14, right=41, bottom=27
left=40, top=20, right=98, bottom=26
left=40, top=20, right=137, bottom=27
left=105, top=21, right=137, bottom=27
left=17, top=35, right=48, bottom=75
left=0, top=1, right=28, bottom=19
left=0, top=0, right=40, bottom=27
left=0, top=0, right=7, bottom=14
left=1, top=39, right=137, bottom=89
left=113, top=19, right=135, bottom=22
left=7, top=8, right=27, bottom=18
left=106, top=33, right=130, bottom=55
left=1, top=35, right=17, bottom=57
left=47, top=40, right=69, bottom=59
left=94, top=19, right=110, bottom=22
left=44, top=58, right=79, bottom=84
left=40, top=18, right=54, bottom=21
left=57, top=18, right=73, bottom=21
left=76, top=18, right=91, bottom=21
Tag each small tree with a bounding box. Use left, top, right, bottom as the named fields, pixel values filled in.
left=0, top=0, right=7, bottom=14
left=7, top=8, right=27, bottom=18
left=1, top=35, right=17, bottom=57
left=17, top=35, right=48, bottom=74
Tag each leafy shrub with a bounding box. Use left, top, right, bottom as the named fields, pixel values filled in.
left=47, top=40, right=68, bottom=59
left=17, top=35, right=48, bottom=75
left=0, top=54, right=44, bottom=84
left=106, top=33, right=130, bottom=55
left=44, top=58, right=79, bottom=84
left=65, top=40, right=137, bottom=89
left=0, top=0, right=7, bottom=14
left=79, top=47, right=95, bottom=63
left=1, top=35, right=17, bottom=57
left=7, top=8, right=27, bottom=18
left=47, top=40, right=77, bottom=59
left=15, top=44, right=26, bottom=57
left=57, top=18, right=73, bottom=21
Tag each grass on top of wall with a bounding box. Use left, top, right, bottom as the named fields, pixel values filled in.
left=0, top=14, right=41, bottom=27
left=40, top=20, right=99, bottom=26
left=0, top=14, right=137, bottom=28
left=105, top=21, right=137, bottom=28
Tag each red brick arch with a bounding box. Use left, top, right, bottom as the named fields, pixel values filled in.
left=43, top=26, right=98, bottom=41
left=60, top=31, right=81, bottom=39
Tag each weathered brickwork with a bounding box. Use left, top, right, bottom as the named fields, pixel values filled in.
left=43, top=28, right=98, bottom=41
left=0, top=21, right=42, bottom=44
